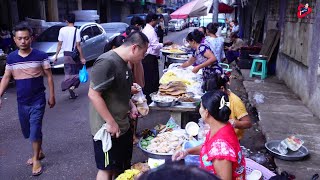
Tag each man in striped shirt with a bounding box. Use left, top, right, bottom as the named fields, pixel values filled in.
left=0, top=24, right=55, bottom=176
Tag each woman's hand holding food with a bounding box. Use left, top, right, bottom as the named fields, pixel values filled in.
left=172, top=150, right=188, bottom=161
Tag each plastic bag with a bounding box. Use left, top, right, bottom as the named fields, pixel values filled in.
left=132, top=91, right=146, bottom=104
left=166, top=117, right=180, bottom=130
left=79, top=65, right=88, bottom=83
left=131, top=89, right=149, bottom=116
left=253, top=92, right=265, bottom=104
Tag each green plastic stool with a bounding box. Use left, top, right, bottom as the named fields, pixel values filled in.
left=249, top=59, right=267, bottom=79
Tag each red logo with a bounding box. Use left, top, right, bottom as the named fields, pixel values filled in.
left=297, top=3, right=312, bottom=18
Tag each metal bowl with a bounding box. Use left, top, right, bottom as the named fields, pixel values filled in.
left=167, top=58, right=187, bottom=64
left=265, top=140, right=309, bottom=161
left=153, top=101, right=175, bottom=107
left=179, top=101, right=197, bottom=107
left=138, top=138, right=173, bottom=159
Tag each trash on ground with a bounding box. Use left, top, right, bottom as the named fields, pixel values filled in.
left=253, top=92, right=265, bottom=104
left=250, top=152, right=267, bottom=164
left=254, top=79, right=264, bottom=83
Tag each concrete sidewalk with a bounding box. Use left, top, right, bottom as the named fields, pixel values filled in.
left=241, top=69, right=320, bottom=179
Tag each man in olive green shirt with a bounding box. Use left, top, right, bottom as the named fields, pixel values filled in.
left=88, top=32, right=149, bottom=180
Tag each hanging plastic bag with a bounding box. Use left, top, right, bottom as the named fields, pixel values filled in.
left=79, top=65, right=88, bottom=83
left=131, top=86, right=149, bottom=116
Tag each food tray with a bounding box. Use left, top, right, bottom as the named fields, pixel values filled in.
left=138, top=138, right=173, bottom=159
left=160, top=49, right=187, bottom=55
left=265, top=140, right=309, bottom=161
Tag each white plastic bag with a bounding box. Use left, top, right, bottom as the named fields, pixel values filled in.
left=253, top=92, right=265, bottom=104
left=131, top=89, right=149, bottom=116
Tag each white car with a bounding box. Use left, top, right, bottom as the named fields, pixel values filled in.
left=32, top=22, right=109, bottom=68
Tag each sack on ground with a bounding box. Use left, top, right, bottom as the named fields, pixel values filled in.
left=79, top=65, right=88, bottom=83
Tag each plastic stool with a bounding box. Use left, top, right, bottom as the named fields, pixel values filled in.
left=249, top=59, right=267, bottom=79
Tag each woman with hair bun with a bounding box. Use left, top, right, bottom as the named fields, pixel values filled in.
left=181, top=29, right=222, bottom=82
left=203, top=74, right=252, bottom=140
left=172, top=90, right=246, bottom=180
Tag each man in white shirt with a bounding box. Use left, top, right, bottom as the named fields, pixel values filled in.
left=54, top=14, right=85, bottom=99
left=231, top=19, right=239, bottom=34
left=142, top=13, right=172, bottom=103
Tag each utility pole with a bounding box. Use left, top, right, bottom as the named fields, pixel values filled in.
left=212, top=0, right=219, bottom=23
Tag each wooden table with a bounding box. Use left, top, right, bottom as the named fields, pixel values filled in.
left=149, top=102, right=197, bottom=128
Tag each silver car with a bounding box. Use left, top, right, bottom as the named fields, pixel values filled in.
left=100, top=22, right=129, bottom=40
left=169, top=19, right=186, bottom=31
left=32, top=22, right=108, bottom=68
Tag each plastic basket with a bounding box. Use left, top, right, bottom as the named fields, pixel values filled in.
left=245, top=158, right=276, bottom=180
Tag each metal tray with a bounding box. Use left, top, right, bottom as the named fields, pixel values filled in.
left=167, top=57, right=188, bottom=64
left=138, top=138, right=172, bottom=159
left=265, top=140, right=309, bottom=161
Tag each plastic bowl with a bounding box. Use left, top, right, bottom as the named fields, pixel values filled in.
left=185, top=122, right=200, bottom=136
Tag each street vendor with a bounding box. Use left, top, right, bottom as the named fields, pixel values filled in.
left=180, top=29, right=222, bottom=82
left=203, top=73, right=252, bottom=140
left=172, top=91, right=246, bottom=180
left=225, top=32, right=244, bottom=64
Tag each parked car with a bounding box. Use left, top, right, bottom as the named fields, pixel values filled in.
left=32, top=22, right=109, bottom=68
left=168, top=19, right=186, bottom=31
left=100, top=22, right=128, bottom=42
left=189, top=17, right=200, bottom=27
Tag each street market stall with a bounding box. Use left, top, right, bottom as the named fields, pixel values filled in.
left=149, top=63, right=203, bottom=127
left=160, top=44, right=189, bottom=69
left=170, top=0, right=211, bottom=19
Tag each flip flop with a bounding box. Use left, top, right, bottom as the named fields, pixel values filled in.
left=32, top=162, right=43, bottom=176
left=26, top=153, right=45, bottom=166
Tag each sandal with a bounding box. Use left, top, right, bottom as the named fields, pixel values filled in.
left=27, top=153, right=45, bottom=166
left=68, top=89, right=78, bottom=99
left=32, top=161, right=43, bottom=176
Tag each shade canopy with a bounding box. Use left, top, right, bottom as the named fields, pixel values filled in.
left=170, top=0, right=209, bottom=19
left=208, top=3, right=234, bottom=14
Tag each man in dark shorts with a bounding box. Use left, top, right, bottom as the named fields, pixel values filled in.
left=0, top=24, right=55, bottom=176
left=88, top=31, right=149, bottom=180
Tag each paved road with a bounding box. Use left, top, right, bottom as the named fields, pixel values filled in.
left=0, top=29, right=190, bottom=179
left=0, top=27, right=273, bottom=179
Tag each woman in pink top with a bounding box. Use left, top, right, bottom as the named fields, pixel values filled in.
left=172, top=91, right=246, bottom=180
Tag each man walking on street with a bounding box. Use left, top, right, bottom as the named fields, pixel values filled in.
left=0, top=24, right=55, bottom=176
left=142, top=13, right=172, bottom=103
left=88, top=32, right=149, bottom=180
left=55, top=14, right=85, bottom=99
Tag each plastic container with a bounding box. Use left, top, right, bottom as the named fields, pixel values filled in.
left=245, top=158, right=276, bottom=180
left=185, top=122, right=199, bottom=136
left=182, top=140, right=202, bottom=166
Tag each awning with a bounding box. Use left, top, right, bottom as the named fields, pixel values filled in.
left=170, top=0, right=209, bottom=19
left=208, top=3, right=234, bottom=14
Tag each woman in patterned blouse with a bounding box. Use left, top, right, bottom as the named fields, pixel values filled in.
left=172, top=91, right=246, bottom=180
left=181, top=29, right=222, bottom=82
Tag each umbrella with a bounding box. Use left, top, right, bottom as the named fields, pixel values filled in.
left=208, top=3, right=234, bottom=13
left=170, top=0, right=209, bottom=19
